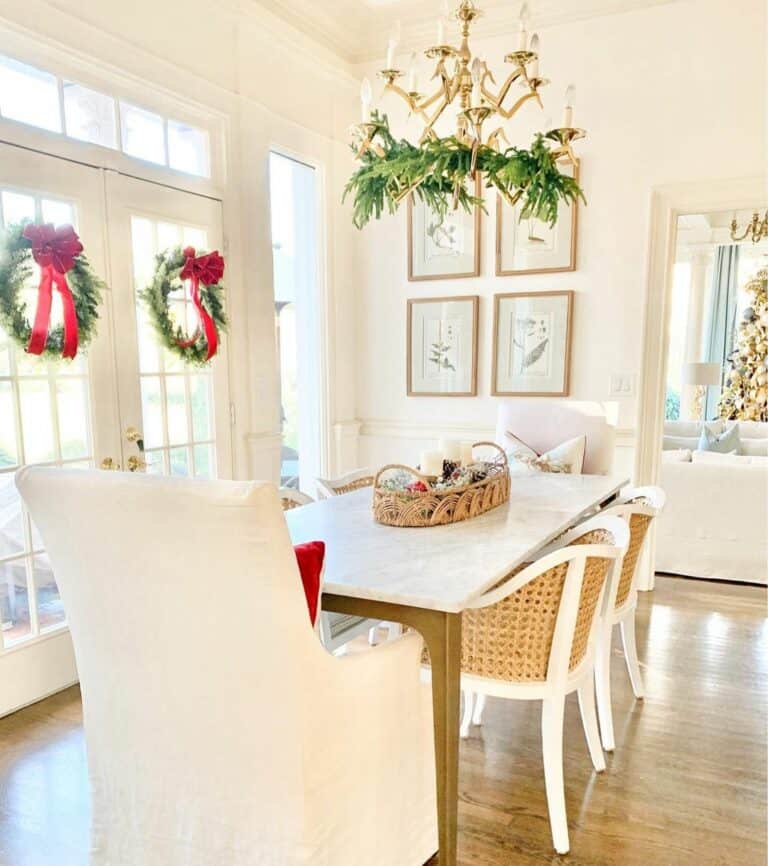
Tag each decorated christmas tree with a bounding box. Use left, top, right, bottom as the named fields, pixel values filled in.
left=718, top=267, right=768, bottom=422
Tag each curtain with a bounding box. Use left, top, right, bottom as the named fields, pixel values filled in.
left=704, top=244, right=740, bottom=419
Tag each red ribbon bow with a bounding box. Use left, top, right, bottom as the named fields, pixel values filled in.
left=23, top=224, right=83, bottom=359
left=176, top=247, right=224, bottom=361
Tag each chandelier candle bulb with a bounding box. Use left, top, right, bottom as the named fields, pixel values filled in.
left=529, top=33, right=540, bottom=77
left=420, top=450, right=445, bottom=477
left=438, top=439, right=462, bottom=462
left=564, top=84, right=575, bottom=127
left=360, top=78, right=372, bottom=122
left=408, top=54, right=418, bottom=92
left=471, top=58, right=483, bottom=106
left=437, top=16, right=446, bottom=46
left=517, top=1, right=529, bottom=50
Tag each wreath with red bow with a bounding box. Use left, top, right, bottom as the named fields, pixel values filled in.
left=0, top=222, right=103, bottom=360
left=141, top=246, right=227, bottom=365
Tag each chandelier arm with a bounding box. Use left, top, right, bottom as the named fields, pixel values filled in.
left=494, top=90, right=541, bottom=121
left=419, top=96, right=453, bottom=143
left=486, top=69, right=525, bottom=110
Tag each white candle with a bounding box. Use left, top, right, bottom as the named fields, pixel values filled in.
left=529, top=33, right=540, bottom=78
left=564, top=84, right=575, bottom=127
left=437, top=17, right=446, bottom=45
left=360, top=78, right=372, bottom=122
left=470, top=58, right=482, bottom=107
left=517, top=1, right=529, bottom=50
left=420, top=450, right=444, bottom=477
left=460, top=442, right=474, bottom=465
left=386, top=40, right=396, bottom=69
left=438, top=439, right=461, bottom=462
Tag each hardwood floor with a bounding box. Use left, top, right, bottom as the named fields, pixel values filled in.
left=1, top=575, right=766, bottom=866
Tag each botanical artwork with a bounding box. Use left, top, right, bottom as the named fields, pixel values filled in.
left=425, top=215, right=463, bottom=260
left=493, top=291, right=573, bottom=396
left=496, top=162, right=579, bottom=276
left=408, top=184, right=480, bottom=280
left=425, top=317, right=460, bottom=378
left=408, top=296, right=478, bottom=396
left=510, top=312, right=552, bottom=377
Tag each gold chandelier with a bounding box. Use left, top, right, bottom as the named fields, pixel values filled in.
left=731, top=210, right=768, bottom=244
left=358, top=0, right=584, bottom=165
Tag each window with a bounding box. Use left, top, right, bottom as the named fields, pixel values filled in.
left=269, top=152, right=322, bottom=493
left=130, top=216, right=217, bottom=478
left=0, top=52, right=211, bottom=178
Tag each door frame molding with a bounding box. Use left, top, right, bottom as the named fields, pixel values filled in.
left=634, top=174, right=767, bottom=589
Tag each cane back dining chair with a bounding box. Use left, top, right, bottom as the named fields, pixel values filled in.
left=594, top=485, right=666, bottom=751
left=450, top=514, right=630, bottom=855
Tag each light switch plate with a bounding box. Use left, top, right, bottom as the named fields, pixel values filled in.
left=609, top=374, right=636, bottom=397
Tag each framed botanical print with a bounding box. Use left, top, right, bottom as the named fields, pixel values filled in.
left=492, top=291, right=573, bottom=396
left=407, top=296, right=479, bottom=396
left=408, top=181, right=481, bottom=281
left=495, top=161, right=579, bottom=276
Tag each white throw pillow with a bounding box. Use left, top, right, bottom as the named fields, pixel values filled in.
left=504, top=431, right=586, bottom=474
left=662, top=448, right=692, bottom=463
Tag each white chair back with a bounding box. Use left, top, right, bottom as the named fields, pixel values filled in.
left=315, top=468, right=374, bottom=499
left=495, top=400, right=617, bottom=474
left=16, top=467, right=319, bottom=864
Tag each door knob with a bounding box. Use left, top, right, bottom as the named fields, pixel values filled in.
left=125, top=427, right=145, bottom=452
left=100, top=457, right=120, bottom=471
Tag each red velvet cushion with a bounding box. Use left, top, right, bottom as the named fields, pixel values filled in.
left=294, top=541, right=325, bottom=626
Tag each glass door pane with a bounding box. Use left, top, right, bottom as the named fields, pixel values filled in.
left=104, top=172, right=232, bottom=480
left=0, top=179, right=99, bottom=649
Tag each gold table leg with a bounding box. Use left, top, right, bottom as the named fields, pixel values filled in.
left=324, top=593, right=462, bottom=866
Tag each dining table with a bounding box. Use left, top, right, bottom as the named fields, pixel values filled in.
left=285, top=471, right=629, bottom=866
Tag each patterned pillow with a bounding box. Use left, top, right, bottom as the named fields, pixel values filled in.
left=504, top=432, right=587, bottom=475
left=698, top=424, right=741, bottom=454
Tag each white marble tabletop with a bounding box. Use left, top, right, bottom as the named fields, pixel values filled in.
left=285, top=473, right=628, bottom=613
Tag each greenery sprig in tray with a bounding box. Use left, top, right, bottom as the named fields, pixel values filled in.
left=344, top=113, right=584, bottom=230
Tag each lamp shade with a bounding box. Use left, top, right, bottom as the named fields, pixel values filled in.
left=682, top=362, right=721, bottom=386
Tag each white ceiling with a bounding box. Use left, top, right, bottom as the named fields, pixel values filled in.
left=251, top=0, right=679, bottom=64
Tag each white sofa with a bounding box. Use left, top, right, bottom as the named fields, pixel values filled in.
left=656, top=420, right=768, bottom=585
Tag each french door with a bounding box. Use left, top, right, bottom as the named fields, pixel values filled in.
left=0, top=144, right=231, bottom=716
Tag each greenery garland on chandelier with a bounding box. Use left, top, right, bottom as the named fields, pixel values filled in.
left=344, top=113, right=584, bottom=230
left=0, top=221, right=102, bottom=361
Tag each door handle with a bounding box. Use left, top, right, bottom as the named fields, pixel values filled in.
left=125, top=427, right=145, bottom=452
left=100, top=457, right=120, bottom=471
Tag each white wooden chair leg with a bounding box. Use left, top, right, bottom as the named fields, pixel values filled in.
left=541, top=696, right=569, bottom=855
left=472, top=692, right=486, bottom=726
left=595, top=628, right=616, bottom=752
left=386, top=622, right=403, bottom=641
left=621, top=614, right=645, bottom=699
left=460, top=691, right=474, bottom=739
left=577, top=676, right=606, bottom=772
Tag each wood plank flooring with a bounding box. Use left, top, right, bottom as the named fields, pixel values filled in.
left=1, top=575, right=766, bottom=866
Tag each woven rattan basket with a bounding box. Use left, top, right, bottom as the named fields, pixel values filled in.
left=372, top=442, right=510, bottom=528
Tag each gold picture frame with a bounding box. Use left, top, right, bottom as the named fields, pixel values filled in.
left=407, top=295, right=479, bottom=397
left=495, top=161, right=579, bottom=276
left=491, top=290, right=574, bottom=397
left=408, top=178, right=482, bottom=282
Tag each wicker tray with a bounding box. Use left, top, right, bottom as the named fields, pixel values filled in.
left=372, top=442, right=510, bottom=528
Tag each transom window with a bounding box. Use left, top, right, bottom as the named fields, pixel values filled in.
left=0, top=54, right=210, bottom=178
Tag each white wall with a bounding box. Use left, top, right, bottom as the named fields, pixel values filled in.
left=352, top=0, right=767, bottom=475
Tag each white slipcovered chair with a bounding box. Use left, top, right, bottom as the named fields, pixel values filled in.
left=448, top=514, right=629, bottom=855
left=17, top=467, right=437, bottom=866
left=495, top=400, right=618, bottom=475
left=595, top=485, right=666, bottom=751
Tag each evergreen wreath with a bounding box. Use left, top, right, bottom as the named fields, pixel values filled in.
left=0, top=221, right=102, bottom=360
left=344, top=112, right=585, bottom=230
left=141, top=246, right=227, bottom=366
